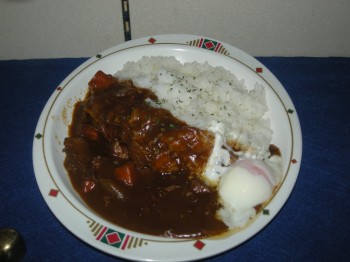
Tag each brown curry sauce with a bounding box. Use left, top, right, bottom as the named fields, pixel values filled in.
left=63, top=71, right=228, bottom=238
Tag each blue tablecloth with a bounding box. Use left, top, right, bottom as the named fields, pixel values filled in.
left=0, top=57, right=349, bottom=261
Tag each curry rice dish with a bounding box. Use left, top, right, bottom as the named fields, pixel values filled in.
left=63, top=57, right=283, bottom=238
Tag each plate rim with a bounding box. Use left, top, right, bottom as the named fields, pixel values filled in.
left=32, top=34, right=302, bottom=261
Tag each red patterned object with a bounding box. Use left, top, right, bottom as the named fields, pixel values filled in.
left=194, top=240, right=205, bottom=250
left=204, top=40, right=215, bottom=49
left=187, top=38, right=230, bottom=55
left=256, top=67, right=263, bottom=73
left=48, top=189, right=59, bottom=197
left=106, top=232, right=121, bottom=245
left=148, top=37, right=156, bottom=44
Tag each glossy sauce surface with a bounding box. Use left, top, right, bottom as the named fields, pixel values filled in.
left=64, top=71, right=227, bottom=238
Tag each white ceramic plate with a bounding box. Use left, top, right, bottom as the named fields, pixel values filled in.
left=33, top=34, right=302, bottom=261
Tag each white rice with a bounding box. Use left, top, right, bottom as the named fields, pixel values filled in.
left=115, top=56, right=272, bottom=159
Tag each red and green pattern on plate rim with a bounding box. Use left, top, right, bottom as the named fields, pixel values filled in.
left=187, top=38, right=230, bottom=55
left=87, top=219, right=208, bottom=251
left=148, top=37, right=230, bottom=56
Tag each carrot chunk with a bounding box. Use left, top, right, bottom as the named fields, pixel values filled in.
left=114, top=162, right=137, bottom=186
left=88, top=70, right=117, bottom=91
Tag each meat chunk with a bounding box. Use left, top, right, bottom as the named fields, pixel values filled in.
left=88, top=71, right=118, bottom=93
left=63, top=137, right=94, bottom=170
left=126, top=104, right=214, bottom=175
left=111, top=140, right=129, bottom=161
